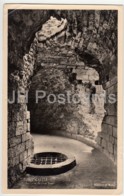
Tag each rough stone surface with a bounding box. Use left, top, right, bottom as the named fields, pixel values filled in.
left=8, top=10, right=117, bottom=88
left=28, top=68, right=104, bottom=140
left=96, top=77, right=117, bottom=163
left=8, top=10, right=117, bottom=188
left=8, top=103, right=34, bottom=188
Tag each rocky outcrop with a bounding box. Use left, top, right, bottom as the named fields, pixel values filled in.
left=36, top=16, right=67, bottom=41
left=28, top=66, right=105, bottom=141
left=8, top=10, right=117, bottom=89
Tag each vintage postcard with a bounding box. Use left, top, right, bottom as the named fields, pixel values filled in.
left=2, top=4, right=123, bottom=194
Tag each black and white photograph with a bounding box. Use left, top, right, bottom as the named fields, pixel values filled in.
left=2, top=4, right=123, bottom=194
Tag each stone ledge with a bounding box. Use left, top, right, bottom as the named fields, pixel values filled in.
left=47, top=130, right=98, bottom=149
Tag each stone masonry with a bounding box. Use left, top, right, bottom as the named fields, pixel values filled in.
left=96, top=76, right=117, bottom=163
left=8, top=102, right=34, bottom=188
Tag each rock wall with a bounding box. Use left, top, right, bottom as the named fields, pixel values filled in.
left=28, top=66, right=104, bottom=143
left=7, top=15, right=72, bottom=188
left=8, top=102, right=34, bottom=188
left=96, top=77, right=117, bottom=163
left=8, top=10, right=117, bottom=79
left=8, top=10, right=51, bottom=74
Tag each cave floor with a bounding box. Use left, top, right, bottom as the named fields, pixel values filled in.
left=13, top=134, right=117, bottom=189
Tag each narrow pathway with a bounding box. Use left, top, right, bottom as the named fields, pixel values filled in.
left=13, top=134, right=116, bottom=189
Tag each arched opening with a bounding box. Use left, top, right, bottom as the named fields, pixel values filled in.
left=28, top=66, right=104, bottom=139
left=20, top=16, right=105, bottom=145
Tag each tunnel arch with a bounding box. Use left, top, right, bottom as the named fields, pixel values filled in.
left=9, top=15, right=106, bottom=89
left=9, top=16, right=105, bottom=143
left=9, top=13, right=117, bottom=153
